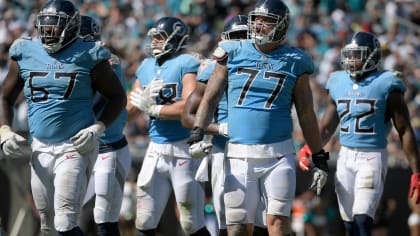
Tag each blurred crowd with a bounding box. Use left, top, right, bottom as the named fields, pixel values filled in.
left=0, top=0, right=420, bottom=235
left=1, top=0, right=419, bottom=164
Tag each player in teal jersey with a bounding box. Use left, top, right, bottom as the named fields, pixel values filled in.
left=188, top=0, right=328, bottom=235
left=298, top=31, right=420, bottom=236
left=182, top=15, right=269, bottom=236
left=0, top=0, right=126, bottom=235
left=79, top=15, right=131, bottom=236
left=127, top=16, right=210, bottom=236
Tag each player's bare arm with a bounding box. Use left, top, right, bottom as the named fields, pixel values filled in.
left=319, top=94, right=340, bottom=146
left=182, top=81, right=205, bottom=129
left=388, top=90, right=420, bottom=172
left=126, top=80, right=142, bottom=121
left=182, top=81, right=220, bottom=134
left=193, top=61, right=227, bottom=129
left=293, top=73, right=323, bottom=153
left=158, top=72, right=197, bottom=120
left=91, top=60, right=127, bottom=127
left=0, top=60, right=24, bottom=126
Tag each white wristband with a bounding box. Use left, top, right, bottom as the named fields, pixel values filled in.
left=218, top=123, right=228, bottom=137
left=148, top=105, right=163, bottom=118
left=93, top=121, right=106, bottom=134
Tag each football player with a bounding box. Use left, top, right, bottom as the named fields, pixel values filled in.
left=182, top=15, right=268, bottom=236
left=79, top=15, right=132, bottom=236
left=188, top=0, right=328, bottom=235
left=0, top=0, right=126, bottom=235
left=127, top=16, right=210, bottom=236
left=298, top=31, right=420, bottom=236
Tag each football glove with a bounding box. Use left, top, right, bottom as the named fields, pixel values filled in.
left=188, top=127, right=212, bottom=158
left=309, top=150, right=329, bottom=195
left=0, top=125, right=26, bottom=157
left=71, top=121, right=106, bottom=154
left=130, top=79, right=164, bottom=117
left=410, top=172, right=420, bottom=204
left=188, top=127, right=205, bottom=145
left=190, top=141, right=213, bottom=159
left=148, top=79, right=164, bottom=98
left=218, top=123, right=228, bottom=137
left=298, top=144, right=312, bottom=171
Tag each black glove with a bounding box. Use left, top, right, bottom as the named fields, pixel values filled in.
left=187, top=127, right=205, bottom=145
left=312, top=149, right=329, bottom=172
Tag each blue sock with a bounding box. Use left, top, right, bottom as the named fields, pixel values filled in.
left=137, top=229, right=156, bottom=236
left=354, top=214, right=373, bottom=236
left=97, top=222, right=120, bottom=236
left=343, top=221, right=354, bottom=235
left=58, top=226, right=85, bottom=236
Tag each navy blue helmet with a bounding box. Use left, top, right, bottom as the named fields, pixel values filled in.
left=147, top=16, right=189, bottom=58
left=36, top=0, right=81, bottom=53
left=341, top=32, right=381, bottom=78
left=248, top=0, right=290, bottom=45
left=79, top=15, right=101, bottom=41
left=221, top=15, right=248, bottom=40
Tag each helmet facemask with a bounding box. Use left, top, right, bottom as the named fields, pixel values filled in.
left=36, top=10, right=80, bottom=53
left=221, top=24, right=248, bottom=41
left=147, top=24, right=188, bottom=59
left=221, top=29, right=248, bottom=41
left=248, top=10, right=289, bottom=45
left=341, top=43, right=380, bottom=79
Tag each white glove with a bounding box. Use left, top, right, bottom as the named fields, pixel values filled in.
left=147, top=104, right=163, bottom=118
left=71, top=121, right=106, bottom=154
left=189, top=141, right=213, bottom=159
left=130, top=79, right=164, bottom=117
left=218, top=123, right=228, bottom=137
left=0, top=125, right=26, bottom=157
left=130, top=88, right=155, bottom=111
left=310, top=167, right=328, bottom=195
left=148, top=79, right=164, bottom=98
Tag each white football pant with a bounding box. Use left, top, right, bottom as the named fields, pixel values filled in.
left=90, top=145, right=131, bottom=223
left=335, top=146, right=387, bottom=221
left=211, top=146, right=267, bottom=230
left=30, top=138, right=97, bottom=233
left=224, top=154, right=296, bottom=225
left=135, top=140, right=207, bottom=235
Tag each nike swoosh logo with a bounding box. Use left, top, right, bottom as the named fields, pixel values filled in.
left=178, top=160, right=188, bottom=166
left=367, top=156, right=376, bottom=161
left=65, top=153, right=78, bottom=159
left=277, top=155, right=285, bottom=160
left=101, top=156, right=109, bottom=160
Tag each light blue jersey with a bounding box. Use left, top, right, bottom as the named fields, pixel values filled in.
left=220, top=40, right=314, bottom=144
left=10, top=37, right=111, bottom=143
left=135, top=54, right=200, bottom=143
left=326, top=70, right=406, bottom=148
left=94, top=54, right=128, bottom=146
left=197, top=59, right=228, bottom=149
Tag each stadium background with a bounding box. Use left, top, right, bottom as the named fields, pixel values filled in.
left=0, top=0, right=419, bottom=235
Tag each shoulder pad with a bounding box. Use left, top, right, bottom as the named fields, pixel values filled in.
left=212, top=46, right=227, bottom=62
